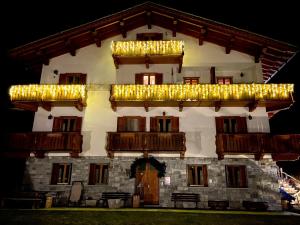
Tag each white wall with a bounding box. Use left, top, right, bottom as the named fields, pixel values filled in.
left=34, top=24, right=268, bottom=158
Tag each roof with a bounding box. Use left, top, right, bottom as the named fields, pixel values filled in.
left=9, top=1, right=297, bottom=82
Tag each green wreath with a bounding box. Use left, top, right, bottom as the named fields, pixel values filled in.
left=129, top=156, right=166, bottom=178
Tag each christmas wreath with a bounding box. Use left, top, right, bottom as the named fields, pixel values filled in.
left=129, top=156, right=166, bottom=178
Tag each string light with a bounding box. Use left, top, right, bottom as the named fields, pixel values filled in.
left=9, top=85, right=87, bottom=102
left=111, top=84, right=293, bottom=101
left=111, top=40, right=184, bottom=56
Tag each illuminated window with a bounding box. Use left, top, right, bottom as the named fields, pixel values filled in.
left=216, top=77, right=232, bottom=84
left=135, top=73, right=163, bottom=85
left=59, top=73, right=87, bottom=84
left=52, top=116, right=82, bottom=132
left=184, top=77, right=199, bottom=84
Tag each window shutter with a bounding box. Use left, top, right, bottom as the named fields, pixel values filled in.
left=52, top=117, right=62, bottom=132
left=171, top=117, right=179, bottom=132
left=79, top=74, right=87, bottom=84
left=237, top=117, right=247, bottom=133
left=150, top=117, right=158, bottom=132
left=59, top=74, right=68, bottom=84
left=155, top=73, right=163, bottom=84
left=117, top=117, right=126, bottom=132
left=50, top=163, right=60, bottom=184
left=215, top=117, right=224, bottom=133
left=240, top=166, right=247, bottom=188
left=75, top=117, right=82, bottom=132
left=135, top=74, right=144, bottom=84
left=139, top=117, right=146, bottom=131
left=202, top=165, right=208, bottom=187
left=88, top=164, right=97, bottom=185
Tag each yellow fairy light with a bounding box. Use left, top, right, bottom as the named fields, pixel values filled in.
left=111, top=40, right=184, bottom=56
left=9, top=85, right=87, bottom=102
left=111, top=84, right=293, bottom=101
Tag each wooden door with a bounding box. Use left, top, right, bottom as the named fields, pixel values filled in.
left=136, top=162, right=159, bottom=205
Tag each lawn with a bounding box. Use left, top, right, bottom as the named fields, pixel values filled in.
left=0, top=208, right=299, bottom=225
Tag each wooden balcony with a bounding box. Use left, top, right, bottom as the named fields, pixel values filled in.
left=2, top=132, right=83, bottom=158
left=106, top=132, right=186, bottom=158
left=216, top=133, right=300, bottom=160
left=110, top=84, right=294, bottom=112
left=9, top=85, right=87, bottom=112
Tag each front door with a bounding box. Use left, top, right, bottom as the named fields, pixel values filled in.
left=136, top=162, right=159, bottom=205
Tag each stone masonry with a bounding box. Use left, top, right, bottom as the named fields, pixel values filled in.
left=23, top=156, right=281, bottom=210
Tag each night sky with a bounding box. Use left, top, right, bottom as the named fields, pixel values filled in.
left=0, top=0, right=299, bottom=133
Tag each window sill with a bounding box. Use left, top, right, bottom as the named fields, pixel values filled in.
left=188, top=185, right=207, bottom=187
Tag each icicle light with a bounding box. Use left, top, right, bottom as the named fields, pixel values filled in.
left=9, top=85, right=87, bottom=102
left=111, top=84, right=293, bottom=101
left=111, top=40, right=184, bottom=56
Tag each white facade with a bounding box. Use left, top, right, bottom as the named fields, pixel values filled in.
left=33, top=25, right=269, bottom=158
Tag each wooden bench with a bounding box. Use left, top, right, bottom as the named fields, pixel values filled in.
left=242, top=201, right=268, bottom=211
left=100, top=192, right=132, bottom=207
left=171, top=193, right=200, bottom=208
left=208, top=200, right=229, bottom=210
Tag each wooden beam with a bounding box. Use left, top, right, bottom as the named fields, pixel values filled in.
left=210, top=66, right=216, bottom=84
left=75, top=102, right=84, bottom=111
left=145, top=55, right=150, bottom=69
left=144, top=101, right=149, bottom=112
left=178, top=101, right=183, bottom=112
left=119, top=20, right=127, bottom=38
left=198, top=27, right=207, bottom=46
left=146, top=11, right=152, bottom=29
left=112, top=55, right=119, bottom=69
left=178, top=54, right=183, bottom=73
left=13, top=102, right=38, bottom=112
left=41, top=102, right=52, bottom=111
left=215, top=101, right=221, bottom=112
left=172, top=19, right=178, bottom=37
left=248, top=100, right=258, bottom=112
left=65, top=39, right=76, bottom=56
left=91, top=30, right=101, bottom=47
left=225, top=36, right=235, bottom=54
left=111, top=101, right=117, bottom=112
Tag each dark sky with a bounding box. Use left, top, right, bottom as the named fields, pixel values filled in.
left=0, top=0, right=299, bottom=132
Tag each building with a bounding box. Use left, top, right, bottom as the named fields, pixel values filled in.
left=4, top=2, right=298, bottom=210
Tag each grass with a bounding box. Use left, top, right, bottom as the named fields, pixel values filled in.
left=0, top=208, right=299, bottom=225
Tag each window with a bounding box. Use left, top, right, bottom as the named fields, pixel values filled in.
left=117, top=116, right=146, bottom=132
left=150, top=116, right=179, bottom=132
left=59, top=73, right=87, bottom=84
left=52, top=116, right=82, bottom=132
left=216, top=77, right=233, bottom=84
left=184, top=77, right=199, bottom=84
left=51, top=163, right=72, bottom=185
left=187, top=165, right=208, bottom=186
left=225, top=165, right=247, bottom=188
left=89, top=164, right=109, bottom=185
left=135, top=73, right=163, bottom=85
left=215, top=117, right=247, bottom=133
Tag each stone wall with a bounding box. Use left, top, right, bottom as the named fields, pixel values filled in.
left=23, top=156, right=281, bottom=210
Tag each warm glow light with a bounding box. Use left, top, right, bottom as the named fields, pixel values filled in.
left=111, top=84, right=293, bottom=101
left=9, top=85, right=87, bottom=102
left=111, top=40, right=184, bottom=56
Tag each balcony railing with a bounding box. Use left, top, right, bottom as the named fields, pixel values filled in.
left=216, top=133, right=300, bottom=160
left=9, top=84, right=87, bottom=112
left=2, top=132, right=83, bottom=157
left=110, top=84, right=294, bottom=112
left=106, top=132, right=186, bottom=158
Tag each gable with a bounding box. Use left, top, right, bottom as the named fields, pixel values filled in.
left=9, top=2, right=297, bottom=82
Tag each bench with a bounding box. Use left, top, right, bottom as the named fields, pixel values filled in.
left=0, top=192, right=43, bottom=209
left=100, top=192, right=132, bottom=207
left=171, top=193, right=200, bottom=208
left=208, top=200, right=229, bottom=210
left=242, top=201, right=268, bottom=211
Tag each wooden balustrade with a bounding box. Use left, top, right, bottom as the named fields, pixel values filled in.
left=3, top=132, right=82, bottom=158
left=106, top=132, right=186, bottom=158
left=216, top=133, right=300, bottom=160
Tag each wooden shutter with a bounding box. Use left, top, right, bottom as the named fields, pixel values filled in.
left=75, top=117, right=82, bottom=132
left=79, top=74, right=87, bottom=84
left=59, top=74, right=68, bottom=84
left=202, top=165, right=208, bottom=187
left=237, top=117, right=247, bottom=133
left=117, top=117, right=127, bottom=132
left=215, top=117, right=224, bottom=133
left=171, top=117, right=179, bottom=132
left=88, top=164, right=97, bottom=185
left=155, top=73, right=163, bottom=84
left=139, top=117, right=146, bottom=132
left=52, top=117, right=62, bottom=132
left=239, top=166, right=247, bottom=188
left=150, top=117, right=158, bottom=132
left=50, top=163, right=60, bottom=184
left=135, top=74, right=144, bottom=84
left=210, top=67, right=216, bottom=84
